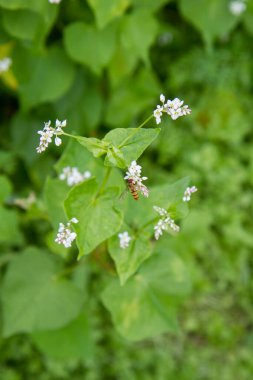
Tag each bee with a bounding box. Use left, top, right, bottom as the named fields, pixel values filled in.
left=120, top=179, right=149, bottom=201
left=127, top=178, right=139, bottom=201
left=119, top=179, right=139, bottom=201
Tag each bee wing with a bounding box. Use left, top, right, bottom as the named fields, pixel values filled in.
left=119, top=188, right=129, bottom=201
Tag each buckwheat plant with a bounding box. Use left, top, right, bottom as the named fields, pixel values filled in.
left=37, top=94, right=198, bottom=339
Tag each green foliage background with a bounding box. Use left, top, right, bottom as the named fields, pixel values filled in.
left=1, top=0, right=253, bottom=379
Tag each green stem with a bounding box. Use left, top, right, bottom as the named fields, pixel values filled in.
left=118, top=114, right=154, bottom=148
left=139, top=216, right=159, bottom=232
left=95, top=167, right=112, bottom=198
left=62, top=132, right=79, bottom=139
left=137, top=114, right=154, bottom=129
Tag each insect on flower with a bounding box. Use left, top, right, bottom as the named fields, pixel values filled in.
left=121, top=161, right=149, bottom=201
left=127, top=178, right=139, bottom=200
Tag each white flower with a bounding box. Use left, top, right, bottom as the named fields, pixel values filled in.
left=55, top=218, right=78, bottom=248
left=160, top=94, right=165, bottom=103
left=166, top=98, right=183, bottom=109
left=153, top=106, right=163, bottom=125
left=83, top=171, right=92, bottom=179
left=59, top=166, right=91, bottom=186
left=229, top=1, right=246, bottom=15
left=0, top=57, right=12, bottom=73
left=118, top=231, right=132, bottom=249
left=54, top=136, right=62, bottom=146
left=124, top=161, right=147, bottom=185
left=49, top=0, right=62, bottom=3
left=153, top=205, right=180, bottom=240
left=70, top=217, right=78, bottom=224
left=55, top=119, right=67, bottom=131
left=183, top=186, right=198, bottom=202
left=36, top=119, right=67, bottom=153
left=124, top=161, right=149, bottom=198
left=153, top=94, right=191, bottom=124
left=153, top=206, right=168, bottom=216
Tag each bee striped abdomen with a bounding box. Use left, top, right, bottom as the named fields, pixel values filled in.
left=131, top=189, right=139, bottom=200
left=127, top=179, right=139, bottom=200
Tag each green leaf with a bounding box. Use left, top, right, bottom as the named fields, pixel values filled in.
left=75, top=136, right=109, bottom=158
left=45, top=139, right=120, bottom=230
left=64, top=178, right=123, bottom=257
left=64, top=22, right=117, bottom=75
left=2, top=9, right=42, bottom=41
left=108, top=226, right=152, bottom=285
left=87, top=0, right=130, bottom=29
left=10, top=113, right=39, bottom=164
left=32, top=313, right=94, bottom=361
left=12, top=45, right=75, bottom=109
left=104, top=127, right=160, bottom=167
left=44, top=178, right=69, bottom=229
left=102, top=250, right=191, bottom=341
left=0, top=175, right=12, bottom=204
left=0, top=206, right=23, bottom=245
left=108, top=43, right=137, bottom=86
left=179, top=0, right=239, bottom=48
left=1, top=7, right=57, bottom=45
left=76, top=128, right=160, bottom=169
left=120, top=10, right=158, bottom=64
left=1, top=248, right=84, bottom=337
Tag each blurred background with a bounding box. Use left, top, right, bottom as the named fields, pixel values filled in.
left=1, top=0, right=253, bottom=379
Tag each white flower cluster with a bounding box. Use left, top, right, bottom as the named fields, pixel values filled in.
left=183, top=186, right=198, bottom=202
left=153, top=206, right=180, bottom=240
left=229, top=1, right=246, bottom=16
left=49, top=0, right=62, bottom=3
left=0, top=57, right=12, bottom=73
left=154, top=94, right=191, bottom=124
left=118, top=231, right=132, bottom=249
left=55, top=218, right=78, bottom=248
left=124, top=160, right=149, bottom=197
left=36, top=119, right=66, bottom=153
left=59, top=166, right=91, bottom=186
